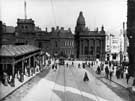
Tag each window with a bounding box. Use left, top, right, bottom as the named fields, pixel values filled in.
left=96, top=46, right=100, bottom=53
left=22, top=25, right=24, bottom=29
left=84, top=46, right=88, bottom=55
left=38, top=42, right=42, bottom=48
left=25, top=26, right=28, bottom=29
left=55, top=41, right=58, bottom=47
left=90, top=46, right=94, bottom=55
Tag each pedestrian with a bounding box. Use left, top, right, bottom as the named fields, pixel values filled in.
left=96, top=66, right=101, bottom=74
left=83, top=72, right=89, bottom=82
left=52, top=64, right=54, bottom=70
left=55, top=64, right=57, bottom=70
left=105, top=66, right=109, bottom=79
left=78, top=63, right=80, bottom=68
left=72, top=61, right=74, bottom=66
left=126, top=73, right=130, bottom=84
left=66, top=63, right=68, bottom=68
left=120, top=69, right=124, bottom=79
left=83, top=63, right=85, bottom=69
left=100, top=63, right=104, bottom=71
left=132, top=78, right=135, bottom=86
left=116, top=67, right=120, bottom=79
left=109, top=67, right=113, bottom=81
left=88, top=62, right=90, bottom=68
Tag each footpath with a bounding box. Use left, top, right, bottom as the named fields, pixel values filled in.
left=0, top=66, right=50, bottom=101
left=89, top=64, right=135, bottom=95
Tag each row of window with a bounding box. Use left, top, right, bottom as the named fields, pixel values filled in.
left=83, top=46, right=101, bottom=55
left=64, top=40, right=74, bottom=47
left=63, top=49, right=74, bottom=56
left=21, top=25, right=28, bottom=29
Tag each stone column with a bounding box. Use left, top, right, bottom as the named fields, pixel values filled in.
left=3, top=64, right=8, bottom=86
left=80, top=40, right=82, bottom=56
left=94, top=39, right=96, bottom=61
left=11, top=63, right=15, bottom=87
left=20, top=60, right=24, bottom=82
left=33, top=56, right=36, bottom=74
left=101, top=39, right=103, bottom=61
left=28, top=58, right=31, bottom=77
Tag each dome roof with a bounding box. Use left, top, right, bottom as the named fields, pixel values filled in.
left=77, top=11, right=85, bottom=25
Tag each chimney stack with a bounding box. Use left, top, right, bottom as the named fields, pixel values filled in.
left=51, top=27, right=55, bottom=32
left=45, top=27, right=48, bottom=32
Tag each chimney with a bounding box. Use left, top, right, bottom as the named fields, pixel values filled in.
left=68, top=28, right=71, bottom=32
left=95, top=27, right=98, bottom=32
left=56, top=26, right=59, bottom=31
left=61, top=27, right=64, bottom=31
left=51, top=27, right=55, bottom=32
left=45, top=27, right=48, bottom=32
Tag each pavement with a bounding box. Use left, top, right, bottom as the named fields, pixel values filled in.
left=0, top=65, right=48, bottom=101
left=87, top=62, right=135, bottom=94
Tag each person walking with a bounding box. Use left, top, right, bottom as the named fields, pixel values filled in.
left=78, top=63, right=80, bottom=68
left=83, top=72, right=89, bottom=82
left=105, top=66, right=109, bottom=79
left=96, top=66, right=101, bottom=74
left=66, top=62, right=68, bottom=68
left=125, top=68, right=130, bottom=84
left=109, top=67, right=114, bottom=81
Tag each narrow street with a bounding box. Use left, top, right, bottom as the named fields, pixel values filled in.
left=2, top=62, right=133, bottom=101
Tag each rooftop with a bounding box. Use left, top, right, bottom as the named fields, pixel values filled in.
left=0, top=45, right=40, bottom=57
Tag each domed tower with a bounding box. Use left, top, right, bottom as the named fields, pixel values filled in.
left=75, top=11, right=86, bottom=58
left=75, top=11, right=86, bottom=34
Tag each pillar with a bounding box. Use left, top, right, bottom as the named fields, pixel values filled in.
left=11, top=63, right=15, bottom=87
left=28, top=57, right=31, bottom=77
left=33, top=56, right=36, bottom=74
left=3, top=64, right=8, bottom=86
left=100, top=39, right=102, bottom=61
left=20, top=60, right=24, bottom=82
left=94, top=39, right=96, bottom=61
left=80, top=40, right=82, bottom=57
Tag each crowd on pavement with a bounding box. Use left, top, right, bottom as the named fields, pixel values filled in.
left=1, top=57, right=135, bottom=100
left=52, top=58, right=135, bottom=93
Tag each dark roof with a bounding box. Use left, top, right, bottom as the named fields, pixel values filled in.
left=79, top=30, right=105, bottom=36
left=77, top=11, right=85, bottom=25
left=59, top=30, right=74, bottom=38
left=0, top=45, right=40, bottom=57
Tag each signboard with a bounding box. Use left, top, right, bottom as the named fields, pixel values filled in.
left=111, top=37, right=120, bottom=53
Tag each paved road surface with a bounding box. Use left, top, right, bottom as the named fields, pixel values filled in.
left=2, top=63, right=132, bottom=101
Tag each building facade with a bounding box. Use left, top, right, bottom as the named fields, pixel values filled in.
left=1, top=19, right=75, bottom=58
left=75, top=12, right=106, bottom=61
left=127, top=0, right=135, bottom=76
left=50, top=27, right=74, bottom=58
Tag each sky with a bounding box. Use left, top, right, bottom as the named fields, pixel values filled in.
left=0, top=0, right=127, bottom=34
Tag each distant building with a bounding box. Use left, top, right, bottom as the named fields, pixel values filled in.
left=1, top=18, right=75, bottom=58
left=0, top=21, right=15, bottom=45
left=50, top=27, right=74, bottom=58
left=75, top=11, right=106, bottom=61
left=15, top=18, right=36, bottom=45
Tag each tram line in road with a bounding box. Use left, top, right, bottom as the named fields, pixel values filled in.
left=49, top=65, right=67, bottom=101
left=69, top=65, right=87, bottom=101
left=70, top=64, right=102, bottom=101
left=50, top=65, right=61, bottom=101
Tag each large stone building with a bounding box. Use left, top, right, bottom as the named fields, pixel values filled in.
left=75, top=11, right=106, bottom=61
left=127, top=0, right=135, bottom=76
left=1, top=19, right=75, bottom=58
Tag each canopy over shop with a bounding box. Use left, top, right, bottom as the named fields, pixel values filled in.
left=0, top=45, right=46, bottom=87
